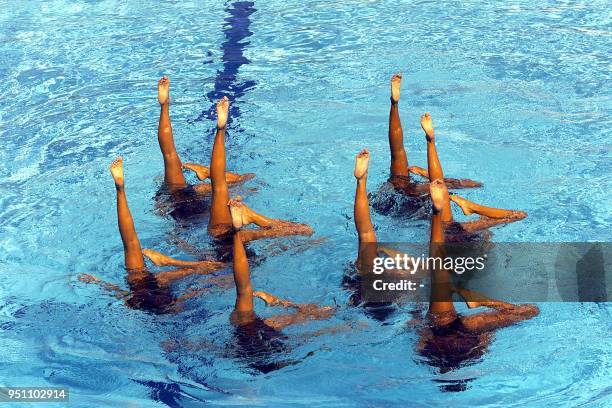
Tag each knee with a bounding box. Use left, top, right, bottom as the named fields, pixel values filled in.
left=391, top=147, right=406, bottom=156
left=359, top=231, right=377, bottom=243
left=163, top=152, right=180, bottom=162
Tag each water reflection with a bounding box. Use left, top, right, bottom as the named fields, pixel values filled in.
left=195, top=1, right=257, bottom=124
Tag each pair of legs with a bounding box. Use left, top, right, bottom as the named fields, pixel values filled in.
left=156, top=76, right=253, bottom=195
left=80, top=158, right=229, bottom=313
left=353, top=149, right=378, bottom=269
left=429, top=177, right=527, bottom=234
left=387, top=74, right=481, bottom=190
left=426, top=180, right=538, bottom=326
left=421, top=113, right=527, bottom=233
left=207, top=97, right=313, bottom=241
left=417, top=183, right=538, bottom=373
left=354, top=149, right=420, bottom=268
left=230, top=227, right=334, bottom=331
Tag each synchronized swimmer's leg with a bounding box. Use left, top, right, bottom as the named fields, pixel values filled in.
left=79, top=274, right=129, bottom=299
left=227, top=198, right=313, bottom=242
left=455, top=287, right=539, bottom=333
left=208, top=97, right=233, bottom=237
left=422, top=113, right=444, bottom=182
left=388, top=74, right=409, bottom=178
left=183, top=162, right=255, bottom=185
left=429, top=179, right=450, bottom=242
left=254, top=291, right=334, bottom=330
left=450, top=194, right=527, bottom=233
left=110, top=157, right=146, bottom=270
left=353, top=149, right=378, bottom=269
left=427, top=179, right=456, bottom=317
left=451, top=194, right=527, bottom=219
left=157, top=77, right=187, bottom=189
left=422, top=115, right=454, bottom=222
left=409, top=165, right=483, bottom=189
left=142, top=248, right=227, bottom=270
left=414, top=113, right=482, bottom=189
left=154, top=266, right=227, bottom=287
left=231, top=230, right=255, bottom=315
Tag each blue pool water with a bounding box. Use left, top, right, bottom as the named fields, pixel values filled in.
left=1, top=0, right=611, bottom=406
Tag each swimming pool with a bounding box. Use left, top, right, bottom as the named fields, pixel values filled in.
left=0, top=0, right=610, bottom=406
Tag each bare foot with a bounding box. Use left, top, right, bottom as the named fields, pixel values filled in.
left=390, top=73, right=402, bottom=103
left=509, top=210, right=528, bottom=220
left=228, top=196, right=246, bottom=229
left=142, top=249, right=173, bottom=266
left=449, top=194, right=474, bottom=216
left=158, top=76, right=170, bottom=105
left=297, top=304, right=336, bottom=319
left=217, top=96, right=229, bottom=129
left=79, top=274, right=101, bottom=284
left=226, top=172, right=256, bottom=184
left=110, top=157, right=124, bottom=188
left=228, top=197, right=272, bottom=229
left=253, top=291, right=294, bottom=308
left=429, top=179, right=449, bottom=213
left=182, top=163, right=210, bottom=180
left=420, top=112, right=435, bottom=141
left=354, top=149, right=370, bottom=180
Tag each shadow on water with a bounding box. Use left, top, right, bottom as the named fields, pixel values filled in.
left=193, top=1, right=257, bottom=126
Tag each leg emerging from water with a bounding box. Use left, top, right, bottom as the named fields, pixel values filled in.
left=230, top=216, right=334, bottom=330
left=427, top=179, right=456, bottom=318
left=388, top=74, right=409, bottom=177
left=422, top=113, right=444, bottom=182
left=420, top=113, right=482, bottom=189
left=110, top=157, right=145, bottom=270
left=157, top=76, right=187, bottom=189
left=423, top=115, right=453, bottom=221
left=228, top=197, right=313, bottom=242
left=208, top=97, right=233, bottom=236
left=232, top=230, right=255, bottom=314
left=353, top=149, right=378, bottom=269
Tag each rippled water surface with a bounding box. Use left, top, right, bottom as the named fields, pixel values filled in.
left=1, top=1, right=611, bottom=406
